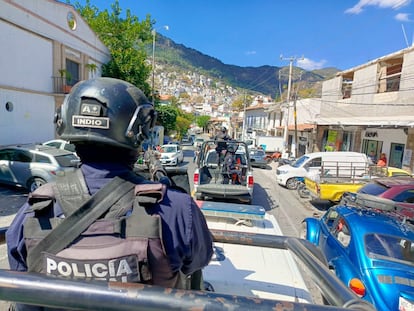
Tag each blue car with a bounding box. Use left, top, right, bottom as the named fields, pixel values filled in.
left=302, top=194, right=414, bottom=311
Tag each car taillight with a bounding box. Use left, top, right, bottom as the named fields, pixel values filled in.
left=193, top=172, right=199, bottom=185
left=247, top=175, right=254, bottom=188
left=349, top=278, right=366, bottom=297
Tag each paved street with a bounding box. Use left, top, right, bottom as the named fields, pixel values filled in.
left=0, top=187, right=27, bottom=228
left=0, top=146, right=329, bottom=309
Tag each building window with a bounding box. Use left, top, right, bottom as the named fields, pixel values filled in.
left=5, top=101, right=13, bottom=112
left=66, top=59, right=79, bottom=86
left=67, top=12, right=77, bottom=30
left=377, top=58, right=402, bottom=93
left=341, top=72, right=354, bottom=99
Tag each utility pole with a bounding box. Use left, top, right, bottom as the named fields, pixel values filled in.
left=280, top=55, right=294, bottom=154
left=241, top=91, right=246, bottom=141
left=280, top=55, right=304, bottom=157
left=293, top=71, right=303, bottom=158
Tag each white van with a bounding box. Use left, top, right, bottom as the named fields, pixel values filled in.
left=276, top=151, right=369, bottom=189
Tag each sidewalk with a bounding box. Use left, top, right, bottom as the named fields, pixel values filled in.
left=0, top=214, right=16, bottom=228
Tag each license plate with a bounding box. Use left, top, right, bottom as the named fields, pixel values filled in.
left=399, top=296, right=414, bottom=311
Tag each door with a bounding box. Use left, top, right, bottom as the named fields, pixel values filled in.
left=362, top=139, right=382, bottom=161
left=0, top=149, right=14, bottom=184
left=9, top=149, right=33, bottom=186
left=389, top=143, right=405, bottom=168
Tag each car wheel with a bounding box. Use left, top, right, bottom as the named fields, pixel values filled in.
left=27, top=177, right=47, bottom=192
left=297, top=183, right=309, bottom=198
left=285, top=178, right=298, bottom=190
left=195, top=194, right=204, bottom=201
left=299, top=221, right=307, bottom=239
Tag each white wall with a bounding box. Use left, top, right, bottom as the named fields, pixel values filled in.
left=0, top=21, right=53, bottom=92
left=2, top=0, right=109, bottom=61
left=0, top=0, right=111, bottom=146
left=0, top=90, right=55, bottom=145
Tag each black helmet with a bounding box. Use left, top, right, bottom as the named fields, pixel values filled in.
left=55, top=77, right=156, bottom=150
left=227, top=144, right=236, bottom=153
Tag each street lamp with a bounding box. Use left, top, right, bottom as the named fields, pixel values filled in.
left=151, top=25, right=169, bottom=104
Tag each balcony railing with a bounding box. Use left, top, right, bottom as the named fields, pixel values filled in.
left=52, top=76, right=79, bottom=94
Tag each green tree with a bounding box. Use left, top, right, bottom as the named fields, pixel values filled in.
left=175, top=116, right=192, bottom=138
left=231, top=94, right=252, bottom=111
left=72, top=0, right=153, bottom=96
left=196, top=115, right=211, bottom=132
left=155, top=104, right=178, bottom=134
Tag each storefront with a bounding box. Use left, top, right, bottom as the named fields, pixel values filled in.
left=361, top=128, right=407, bottom=168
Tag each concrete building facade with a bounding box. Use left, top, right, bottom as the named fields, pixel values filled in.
left=317, top=46, right=414, bottom=172
left=0, top=0, right=110, bottom=145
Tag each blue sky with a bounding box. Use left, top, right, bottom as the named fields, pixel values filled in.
left=76, top=0, right=414, bottom=71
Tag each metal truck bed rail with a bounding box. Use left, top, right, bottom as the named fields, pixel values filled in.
left=0, top=228, right=374, bottom=310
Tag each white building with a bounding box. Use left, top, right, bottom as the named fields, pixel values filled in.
left=318, top=46, right=414, bottom=171
left=0, top=0, right=110, bottom=145
left=245, top=98, right=320, bottom=156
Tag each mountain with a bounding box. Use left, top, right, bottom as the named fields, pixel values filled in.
left=155, top=35, right=340, bottom=97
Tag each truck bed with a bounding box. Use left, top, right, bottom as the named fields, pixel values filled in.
left=305, top=176, right=367, bottom=202
left=195, top=164, right=252, bottom=202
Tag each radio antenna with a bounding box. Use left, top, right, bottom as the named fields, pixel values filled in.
left=401, top=24, right=410, bottom=48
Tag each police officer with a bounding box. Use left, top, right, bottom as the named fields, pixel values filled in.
left=222, top=144, right=241, bottom=184
left=214, top=126, right=231, bottom=141
left=6, top=77, right=213, bottom=310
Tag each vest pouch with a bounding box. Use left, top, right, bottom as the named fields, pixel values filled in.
left=40, top=219, right=152, bottom=283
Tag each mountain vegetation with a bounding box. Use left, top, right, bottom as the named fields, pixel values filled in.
left=155, top=35, right=340, bottom=99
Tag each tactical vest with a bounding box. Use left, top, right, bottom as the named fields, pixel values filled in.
left=23, top=170, right=185, bottom=289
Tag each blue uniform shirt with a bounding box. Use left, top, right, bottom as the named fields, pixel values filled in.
left=7, top=162, right=213, bottom=277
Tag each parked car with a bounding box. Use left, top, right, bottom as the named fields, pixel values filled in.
left=356, top=177, right=414, bottom=212
left=276, top=151, right=369, bottom=190
left=159, top=144, right=184, bottom=166
left=181, top=135, right=191, bottom=145
left=0, top=144, right=80, bottom=191
left=301, top=193, right=414, bottom=310
left=248, top=148, right=269, bottom=169
left=193, top=140, right=254, bottom=203
left=42, top=139, right=77, bottom=154
left=193, top=137, right=205, bottom=148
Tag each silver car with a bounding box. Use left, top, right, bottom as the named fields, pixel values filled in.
left=0, top=144, right=80, bottom=191
left=249, top=148, right=269, bottom=169
left=42, top=139, right=77, bottom=154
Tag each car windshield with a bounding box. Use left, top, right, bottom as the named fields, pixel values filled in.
left=291, top=155, right=309, bottom=168
left=358, top=182, right=388, bottom=196
left=54, top=154, right=79, bottom=167
left=365, top=233, right=414, bottom=265
left=162, top=146, right=177, bottom=153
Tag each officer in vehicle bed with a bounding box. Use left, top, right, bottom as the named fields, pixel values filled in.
left=6, top=77, right=213, bottom=311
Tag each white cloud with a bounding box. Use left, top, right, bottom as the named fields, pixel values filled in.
left=395, top=12, right=412, bottom=21
left=345, top=0, right=411, bottom=14
left=297, top=58, right=327, bottom=71
left=245, top=50, right=257, bottom=56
